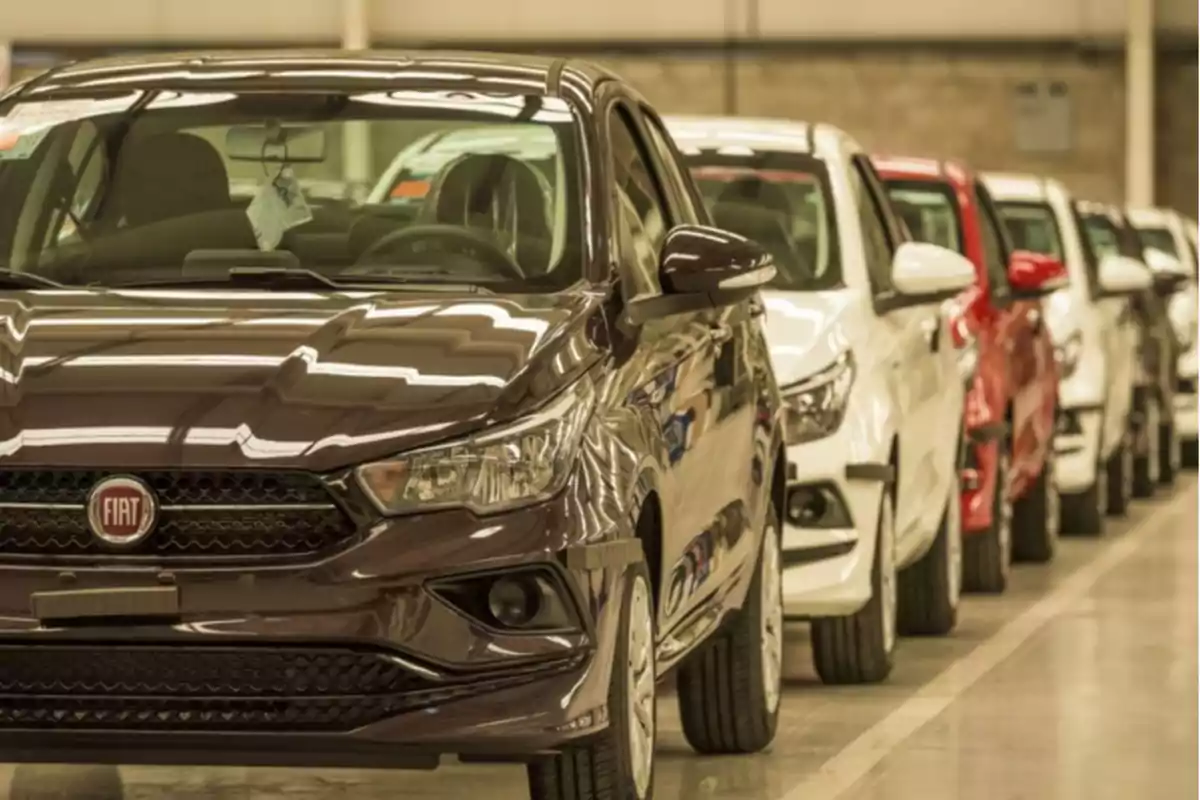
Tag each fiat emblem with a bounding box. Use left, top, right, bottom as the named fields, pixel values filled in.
left=86, top=476, right=158, bottom=547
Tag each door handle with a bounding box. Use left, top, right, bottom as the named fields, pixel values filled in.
left=709, top=322, right=734, bottom=346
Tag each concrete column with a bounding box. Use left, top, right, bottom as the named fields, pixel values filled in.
left=0, top=42, right=11, bottom=93
left=342, top=0, right=372, bottom=201
left=1125, top=0, right=1155, bottom=207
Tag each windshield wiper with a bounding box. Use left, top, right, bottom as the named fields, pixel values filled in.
left=0, top=269, right=67, bottom=289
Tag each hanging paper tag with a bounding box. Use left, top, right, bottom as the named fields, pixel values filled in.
left=246, top=167, right=313, bottom=251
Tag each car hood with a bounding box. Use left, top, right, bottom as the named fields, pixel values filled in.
left=760, top=289, right=859, bottom=385
left=0, top=288, right=603, bottom=471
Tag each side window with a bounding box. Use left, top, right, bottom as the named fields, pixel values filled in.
left=849, top=159, right=896, bottom=294
left=610, top=105, right=672, bottom=299
left=639, top=107, right=701, bottom=224
left=974, top=185, right=1012, bottom=301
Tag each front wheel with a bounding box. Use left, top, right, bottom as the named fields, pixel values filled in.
left=528, top=564, right=657, bottom=800
left=1011, top=448, right=1059, bottom=562
left=677, top=505, right=782, bottom=754
left=1132, top=393, right=1161, bottom=498
left=1105, top=434, right=1132, bottom=517
left=896, top=474, right=961, bottom=636
left=1159, top=419, right=1179, bottom=487
left=963, top=444, right=1011, bottom=593
left=811, top=488, right=897, bottom=684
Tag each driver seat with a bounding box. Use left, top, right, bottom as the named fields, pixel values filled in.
left=420, top=153, right=553, bottom=275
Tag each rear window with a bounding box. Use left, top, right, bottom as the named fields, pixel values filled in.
left=680, top=150, right=841, bottom=291
left=882, top=180, right=963, bottom=253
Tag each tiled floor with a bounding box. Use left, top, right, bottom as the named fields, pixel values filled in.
left=4, top=479, right=1196, bottom=800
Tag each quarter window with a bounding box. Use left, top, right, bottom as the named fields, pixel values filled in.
left=975, top=186, right=1012, bottom=301
left=850, top=161, right=895, bottom=294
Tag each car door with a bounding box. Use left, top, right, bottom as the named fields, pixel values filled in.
left=848, top=155, right=945, bottom=541
left=975, top=182, right=1050, bottom=481
left=604, top=100, right=732, bottom=634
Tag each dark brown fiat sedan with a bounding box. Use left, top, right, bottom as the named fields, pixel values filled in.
left=0, top=51, right=787, bottom=799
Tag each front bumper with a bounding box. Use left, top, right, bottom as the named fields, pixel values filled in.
left=1053, top=406, right=1102, bottom=494
left=0, top=473, right=634, bottom=766
left=780, top=429, right=887, bottom=619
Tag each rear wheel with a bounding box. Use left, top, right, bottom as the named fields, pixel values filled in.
left=1132, top=393, right=1161, bottom=498
left=528, top=565, right=656, bottom=800
left=962, top=444, right=1011, bottom=593
left=1011, top=449, right=1059, bottom=562
left=896, top=475, right=961, bottom=636
left=811, top=489, right=896, bottom=684
left=677, top=505, right=782, bottom=754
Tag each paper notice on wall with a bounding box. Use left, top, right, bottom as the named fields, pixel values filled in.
left=246, top=167, right=313, bottom=251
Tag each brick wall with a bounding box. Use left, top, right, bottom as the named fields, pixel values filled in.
left=595, top=44, right=1195, bottom=214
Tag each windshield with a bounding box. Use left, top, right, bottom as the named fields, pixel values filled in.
left=882, top=180, right=963, bottom=253
left=1136, top=226, right=1180, bottom=259
left=996, top=201, right=1064, bottom=261
left=681, top=151, right=841, bottom=291
left=0, top=89, right=581, bottom=290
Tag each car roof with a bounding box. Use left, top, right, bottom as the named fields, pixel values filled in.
left=871, top=154, right=973, bottom=190
left=8, top=49, right=616, bottom=98
left=663, top=115, right=846, bottom=158
left=1126, top=205, right=1180, bottom=228
left=980, top=171, right=1062, bottom=203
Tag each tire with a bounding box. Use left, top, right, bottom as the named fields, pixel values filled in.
left=1159, top=420, right=1178, bottom=487
left=962, top=443, right=1011, bottom=593
left=1132, top=393, right=1160, bottom=498
left=677, top=506, right=783, bottom=755
left=896, top=475, right=961, bottom=637
left=528, top=564, right=656, bottom=800
left=1011, top=448, right=1059, bottom=563
left=811, top=488, right=896, bottom=685
left=1183, top=438, right=1199, bottom=470
left=1105, top=434, right=1132, bottom=517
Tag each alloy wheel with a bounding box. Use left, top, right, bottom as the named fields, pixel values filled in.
left=760, top=521, right=784, bottom=716
left=626, top=576, right=656, bottom=800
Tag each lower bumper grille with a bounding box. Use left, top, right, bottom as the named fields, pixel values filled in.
left=0, top=644, right=543, bottom=733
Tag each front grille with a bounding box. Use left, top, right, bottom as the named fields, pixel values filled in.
left=0, top=644, right=549, bottom=732
left=0, top=470, right=356, bottom=561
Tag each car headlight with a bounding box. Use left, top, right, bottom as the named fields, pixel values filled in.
left=1054, top=330, right=1083, bottom=380
left=356, top=379, right=595, bottom=516
left=781, top=352, right=855, bottom=445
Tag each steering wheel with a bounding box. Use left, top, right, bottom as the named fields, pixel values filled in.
left=354, top=224, right=524, bottom=280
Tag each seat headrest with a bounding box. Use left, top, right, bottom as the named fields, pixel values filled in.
left=106, top=133, right=232, bottom=227
left=715, top=176, right=794, bottom=219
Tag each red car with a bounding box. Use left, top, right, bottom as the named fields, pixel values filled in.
left=873, top=156, right=1065, bottom=592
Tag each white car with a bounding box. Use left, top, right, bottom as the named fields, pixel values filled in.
left=1127, top=206, right=1199, bottom=466
left=984, top=174, right=1153, bottom=534
left=666, top=116, right=975, bottom=684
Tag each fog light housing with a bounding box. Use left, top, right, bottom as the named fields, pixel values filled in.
left=785, top=483, right=852, bottom=529
left=430, top=567, right=580, bottom=633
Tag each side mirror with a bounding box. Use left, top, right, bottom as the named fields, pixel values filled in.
left=627, top=224, right=775, bottom=323
left=890, top=241, right=976, bottom=299
left=1007, top=250, right=1068, bottom=298
left=1143, top=247, right=1192, bottom=295
left=1098, top=253, right=1153, bottom=296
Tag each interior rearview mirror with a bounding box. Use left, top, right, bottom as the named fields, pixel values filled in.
left=1007, top=249, right=1068, bottom=298
left=226, top=124, right=328, bottom=163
